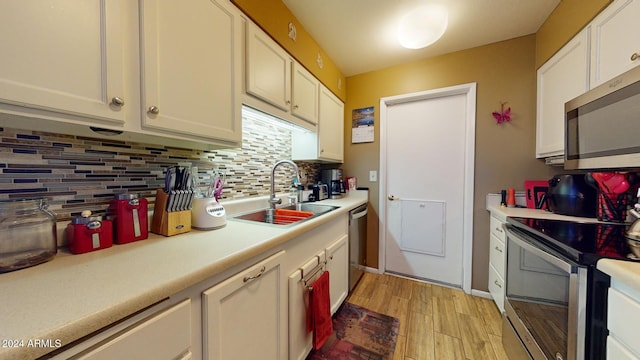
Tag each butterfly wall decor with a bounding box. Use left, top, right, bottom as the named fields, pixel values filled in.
left=492, top=102, right=511, bottom=124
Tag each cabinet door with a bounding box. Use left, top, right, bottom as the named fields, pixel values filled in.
left=325, top=234, right=349, bottom=314
left=536, top=28, right=590, bottom=158
left=203, top=251, right=286, bottom=360
left=140, top=0, right=242, bottom=144
left=0, top=0, right=125, bottom=124
left=246, top=22, right=292, bottom=112
left=292, top=62, right=320, bottom=125
left=75, top=299, right=192, bottom=360
left=590, top=0, right=640, bottom=88
left=318, top=86, right=345, bottom=162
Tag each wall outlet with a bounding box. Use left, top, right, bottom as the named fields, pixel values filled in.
left=369, top=170, right=377, bottom=182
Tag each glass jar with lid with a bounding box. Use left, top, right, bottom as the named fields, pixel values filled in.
left=0, top=198, right=57, bottom=273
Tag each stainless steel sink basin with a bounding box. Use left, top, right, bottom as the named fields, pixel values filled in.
left=232, top=203, right=339, bottom=226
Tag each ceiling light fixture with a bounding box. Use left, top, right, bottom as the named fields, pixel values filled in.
left=397, top=4, right=448, bottom=49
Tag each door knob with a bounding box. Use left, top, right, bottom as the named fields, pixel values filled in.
left=388, top=195, right=398, bottom=201
left=110, top=97, right=125, bottom=107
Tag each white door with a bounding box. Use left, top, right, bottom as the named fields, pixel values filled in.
left=380, top=83, right=476, bottom=291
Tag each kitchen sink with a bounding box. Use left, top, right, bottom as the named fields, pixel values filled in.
left=232, top=203, right=339, bottom=226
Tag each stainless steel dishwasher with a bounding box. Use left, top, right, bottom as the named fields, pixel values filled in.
left=349, top=203, right=367, bottom=291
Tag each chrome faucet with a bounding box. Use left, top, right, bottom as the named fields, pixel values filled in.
left=269, top=160, right=300, bottom=210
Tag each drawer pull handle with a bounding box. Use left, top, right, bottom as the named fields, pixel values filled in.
left=494, top=280, right=502, bottom=288
left=494, top=227, right=503, bottom=233
left=632, top=52, right=639, bottom=61
left=243, top=266, right=266, bottom=283
left=494, top=246, right=503, bottom=253
left=147, top=106, right=160, bottom=115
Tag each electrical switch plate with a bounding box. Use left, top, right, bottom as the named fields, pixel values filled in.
left=369, top=170, right=377, bottom=182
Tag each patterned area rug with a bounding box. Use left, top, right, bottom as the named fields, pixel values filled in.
left=307, top=302, right=400, bottom=360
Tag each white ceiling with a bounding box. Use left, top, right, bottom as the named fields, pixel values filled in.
left=282, top=0, right=560, bottom=77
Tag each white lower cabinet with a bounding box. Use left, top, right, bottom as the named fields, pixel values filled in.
left=325, top=234, right=349, bottom=314
left=202, top=250, right=286, bottom=360
left=73, top=299, right=192, bottom=360
left=45, top=211, right=353, bottom=360
left=487, top=214, right=507, bottom=313
left=607, top=283, right=640, bottom=359
left=287, top=216, right=350, bottom=360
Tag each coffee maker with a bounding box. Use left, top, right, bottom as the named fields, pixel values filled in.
left=320, top=169, right=346, bottom=199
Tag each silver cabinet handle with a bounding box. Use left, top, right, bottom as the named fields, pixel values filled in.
left=286, top=100, right=291, bottom=105
left=293, top=104, right=299, bottom=109
left=388, top=195, right=398, bottom=201
left=494, top=226, right=503, bottom=233
left=494, top=246, right=503, bottom=253
left=494, top=280, right=502, bottom=288
left=111, top=97, right=125, bottom=107
left=147, top=106, right=159, bottom=115
left=243, top=266, right=266, bottom=283
left=632, top=52, right=639, bottom=61
left=320, top=149, right=324, bottom=153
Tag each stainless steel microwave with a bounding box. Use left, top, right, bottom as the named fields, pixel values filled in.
left=564, top=65, right=640, bottom=170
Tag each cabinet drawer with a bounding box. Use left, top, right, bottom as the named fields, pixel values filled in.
left=608, top=335, right=640, bottom=360
left=608, top=287, right=640, bottom=356
left=489, top=233, right=505, bottom=277
left=76, top=299, right=191, bottom=360
left=488, top=264, right=504, bottom=313
left=489, top=216, right=506, bottom=242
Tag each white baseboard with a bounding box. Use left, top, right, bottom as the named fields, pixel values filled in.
left=364, top=266, right=382, bottom=274
left=471, top=289, right=492, bottom=299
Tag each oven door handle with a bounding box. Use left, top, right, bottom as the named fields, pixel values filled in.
left=505, top=225, right=574, bottom=273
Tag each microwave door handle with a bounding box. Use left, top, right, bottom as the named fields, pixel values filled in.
left=506, top=228, right=574, bottom=274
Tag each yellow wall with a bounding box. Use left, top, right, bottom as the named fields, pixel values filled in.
left=535, top=0, right=611, bottom=68
left=344, top=35, right=559, bottom=290
left=232, top=0, right=346, bottom=101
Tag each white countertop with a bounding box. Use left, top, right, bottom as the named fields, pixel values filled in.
left=598, top=259, right=640, bottom=291
left=0, top=191, right=368, bottom=360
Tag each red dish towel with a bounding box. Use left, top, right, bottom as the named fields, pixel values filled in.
left=308, top=271, right=333, bottom=350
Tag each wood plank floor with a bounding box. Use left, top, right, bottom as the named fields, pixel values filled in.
left=347, top=272, right=509, bottom=360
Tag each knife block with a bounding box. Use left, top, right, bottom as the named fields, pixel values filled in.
left=151, top=189, right=191, bottom=236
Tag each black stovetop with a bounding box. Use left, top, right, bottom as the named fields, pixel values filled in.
left=507, top=217, right=637, bottom=266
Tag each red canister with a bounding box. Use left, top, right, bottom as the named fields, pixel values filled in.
left=109, top=194, right=148, bottom=244
left=67, top=211, right=113, bottom=254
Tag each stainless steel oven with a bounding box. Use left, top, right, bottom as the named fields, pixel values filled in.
left=502, top=217, right=632, bottom=360
left=504, top=224, right=587, bottom=360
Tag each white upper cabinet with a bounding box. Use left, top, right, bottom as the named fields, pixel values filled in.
left=246, top=22, right=292, bottom=112
left=291, top=62, right=320, bottom=125
left=245, top=22, right=320, bottom=127
left=139, top=0, right=242, bottom=145
left=317, top=87, right=344, bottom=162
left=292, top=85, right=344, bottom=163
left=536, top=0, right=640, bottom=159
left=0, top=0, right=126, bottom=125
left=590, top=0, right=640, bottom=89
left=536, top=29, right=590, bottom=159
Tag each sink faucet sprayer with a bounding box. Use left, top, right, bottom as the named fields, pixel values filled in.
left=269, top=160, right=301, bottom=211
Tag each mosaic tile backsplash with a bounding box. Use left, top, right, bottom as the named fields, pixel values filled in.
left=0, top=114, right=321, bottom=221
